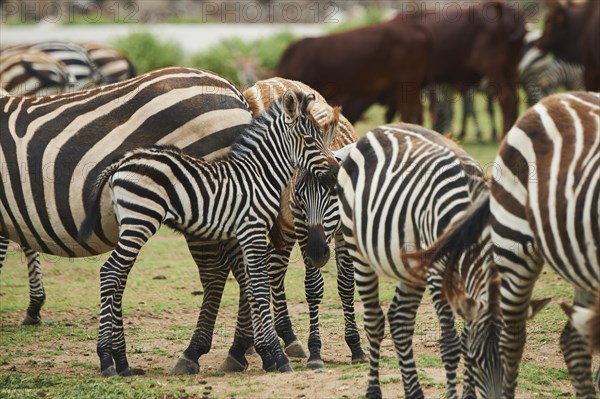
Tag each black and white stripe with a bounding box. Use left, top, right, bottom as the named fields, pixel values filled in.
left=419, top=91, right=600, bottom=398
left=0, top=67, right=252, bottom=326
left=241, top=78, right=366, bottom=368
left=337, top=123, right=490, bottom=399
left=519, top=35, right=584, bottom=107
left=0, top=50, right=75, bottom=96
left=491, top=91, right=599, bottom=398
left=77, top=91, right=339, bottom=376
left=79, top=42, right=136, bottom=84
left=1, top=40, right=104, bottom=90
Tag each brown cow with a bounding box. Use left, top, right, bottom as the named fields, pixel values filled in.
left=537, top=0, right=600, bottom=90
left=276, top=16, right=431, bottom=125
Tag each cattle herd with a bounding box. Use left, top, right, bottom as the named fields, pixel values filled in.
left=1, top=0, right=599, bottom=398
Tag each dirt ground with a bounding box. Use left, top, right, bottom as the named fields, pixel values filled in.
left=0, top=292, right=583, bottom=399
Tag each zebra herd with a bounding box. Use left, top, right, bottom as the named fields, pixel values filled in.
left=1, top=63, right=599, bottom=398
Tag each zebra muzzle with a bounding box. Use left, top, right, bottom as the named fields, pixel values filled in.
left=304, top=225, right=330, bottom=269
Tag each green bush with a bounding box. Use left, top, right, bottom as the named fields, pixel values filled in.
left=112, top=31, right=184, bottom=74
left=189, top=37, right=253, bottom=85
left=189, top=30, right=297, bottom=86
left=254, top=30, right=298, bottom=72
left=327, top=7, right=386, bottom=33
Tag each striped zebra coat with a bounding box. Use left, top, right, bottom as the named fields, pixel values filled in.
left=0, top=41, right=104, bottom=90
left=79, top=42, right=136, bottom=84
left=492, top=91, right=599, bottom=398
left=0, top=50, right=75, bottom=96
left=518, top=29, right=585, bottom=107
left=0, top=67, right=252, bottom=325
left=421, top=92, right=600, bottom=398
left=242, top=78, right=366, bottom=367
left=337, top=123, right=492, bottom=399
left=77, top=91, right=339, bottom=376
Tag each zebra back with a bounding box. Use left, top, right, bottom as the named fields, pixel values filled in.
left=79, top=42, right=136, bottom=83
left=0, top=67, right=252, bottom=257
left=244, top=77, right=358, bottom=149
left=0, top=50, right=74, bottom=96
left=494, top=91, right=599, bottom=291
left=1, top=40, right=104, bottom=89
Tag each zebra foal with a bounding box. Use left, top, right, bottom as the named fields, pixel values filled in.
left=78, top=90, right=339, bottom=376
left=242, top=77, right=366, bottom=368
left=336, top=123, right=492, bottom=399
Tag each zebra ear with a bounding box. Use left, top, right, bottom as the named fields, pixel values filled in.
left=283, top=90, right=300, bottom=123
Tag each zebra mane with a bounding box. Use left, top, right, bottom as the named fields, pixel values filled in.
left=228, top=91, right=314, bottom=160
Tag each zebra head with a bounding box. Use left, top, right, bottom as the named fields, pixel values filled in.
left=290, top=142, right=356, bottom=269
left=456, top=272, right=550, bottom=398
left=282, top=90, right=339, bottom=187
left=290, top=171, right=338, bottom=269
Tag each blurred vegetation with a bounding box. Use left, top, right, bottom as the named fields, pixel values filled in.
left=326, top=7, right=386, bottom=33
left=112, top=31, right=184, bottom=74
left=189, top=30, right=296, bottom=86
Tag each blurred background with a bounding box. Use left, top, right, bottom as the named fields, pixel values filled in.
left=0, top=0, right=577, bottom=141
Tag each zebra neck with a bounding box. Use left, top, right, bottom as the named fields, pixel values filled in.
left=229, top=126, right=296, bottom=196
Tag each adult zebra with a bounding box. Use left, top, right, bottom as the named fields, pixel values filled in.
left=0, top=50, right=75, bottom=96
left=242, top=78, right=366, bottom=368
left=519, top=28, right=584, bottom=107
left=0, top=67, right=252, bottom=327
left=493, top=91, right=599, bottom=398
left=78, top=91, right=339, bottom=376
left=417, top=92, right=600, bottom=398
left=0, top=40, right=104, bottom=90
left=336, top=123, right=494, bottom=399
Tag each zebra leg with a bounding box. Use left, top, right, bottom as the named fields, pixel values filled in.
left=223, top=240, right=276, bottom=372
left=428, top=271, right=460, bottom=399
left=495, top=246, right=543, bottom=399
left=97, top=224, right=156, bottom=376
left=487, top=93, right=497, bottom=141
left=388, top=282, right=426, bottom=399
left=172, top=239, right=230, bottom=375
left=559, top=288, right=597, bottom=398
left=269, top=237, right=306, bottom=358
left=355, top=257, right=385, bottom=399
left=238, top=233, right=291, bottom=372
left=0, top=236, right=8, bottom=269
left=22, top=247, right=45, bottom=325
left=461, top=323, right=476, bottom=399
left=0, top=238, right=46, bottom=325
left=460, top=91, right=471, bottom=140
left=334, top=231, right=366, bottom=363
left=304, top=265, right=324, bottom=369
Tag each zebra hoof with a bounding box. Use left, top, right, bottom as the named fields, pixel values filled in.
left=306, top=358, right=324, bottom=369
left=365, top=385, right=382, bottom=399
left=351, top=351, right=368, bottom=364
left=101, top=365, right=118, bottom=377
left=277, top=362, right=293, bottom=373
left=21, top=313, right=41, bottom=326
left=118, top=367, right=133, bottom=377
left=245, top=346, right=255, bottom=355
left=171, top=355, right=200, bottom=375
left=218, top=354, right=248, bottom=373
left=284, top=340, right=307, bottom=358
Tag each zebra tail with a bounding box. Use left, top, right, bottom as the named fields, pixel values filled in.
left=78, top=162, right=121, bottom=243
left=404, top=192, right=491, bottom=296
